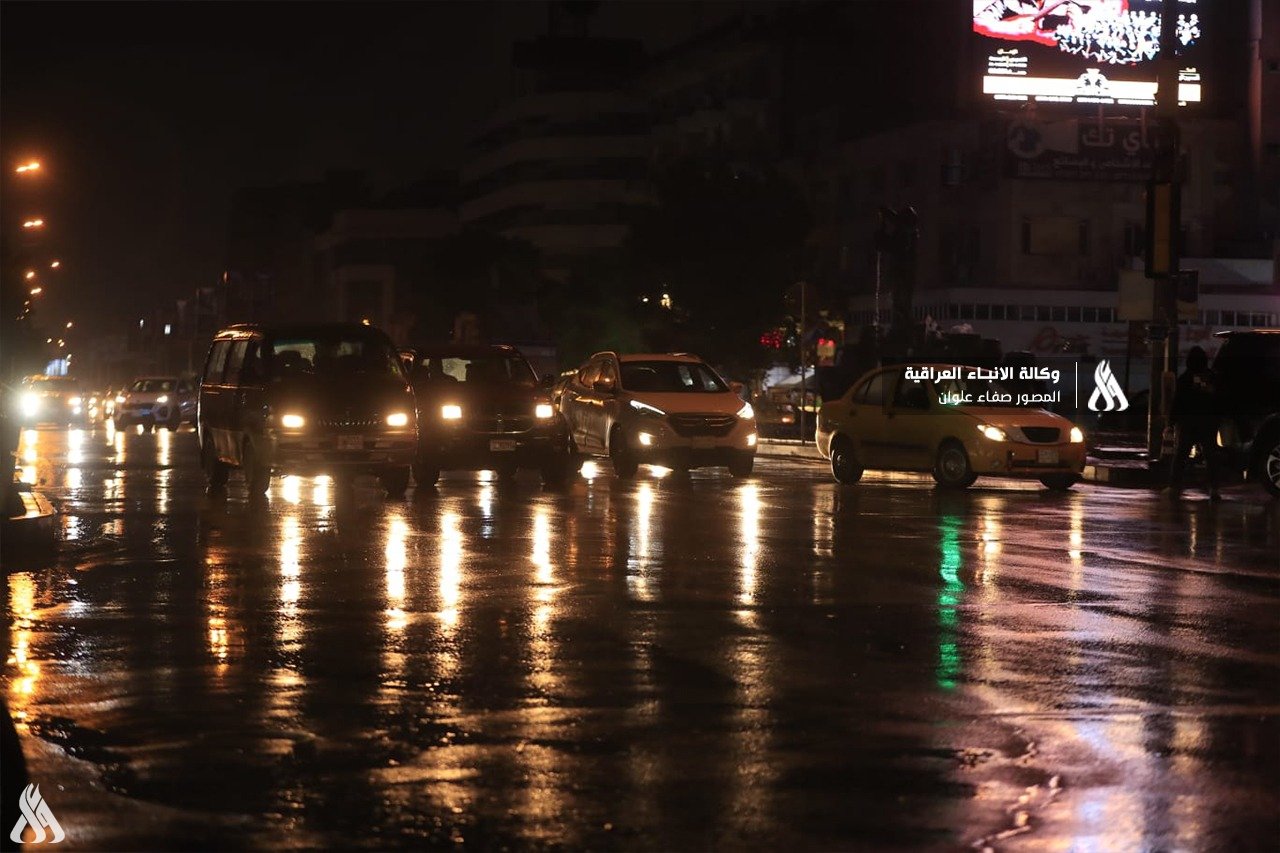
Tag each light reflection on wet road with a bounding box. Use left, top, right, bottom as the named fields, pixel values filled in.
left=5, top=425, right=1279, bottom=850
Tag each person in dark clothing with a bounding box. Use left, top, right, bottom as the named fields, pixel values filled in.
left=1168, top=346, right=1222, bottom=501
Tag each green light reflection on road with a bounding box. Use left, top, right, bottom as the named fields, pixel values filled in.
left=937, top=515, right=964, bottom=690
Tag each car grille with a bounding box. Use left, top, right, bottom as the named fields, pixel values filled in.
left=1020, top=426, right=1061, bottom=443
left=317, top=417, right=382, bottom=430
left=668, top=413, right=737, bottom=437
left=471, top=414, right=535, bottom=433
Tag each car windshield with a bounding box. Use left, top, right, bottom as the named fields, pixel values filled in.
left=620, top=361, right=727, bottom=393
left=933, top=375, right=1022, bottom=408
left=418, top=355, right=536, bottom=385
left=131, top=379, right=175, bottom=393
left=26, top=376, right=80, bottom=392
left=271, top=336, right=402, bottom=378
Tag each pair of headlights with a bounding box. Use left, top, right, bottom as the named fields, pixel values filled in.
left=279, top=412, right=411, bottom=430
left=977, top=424, right=1085, bottom=444
left=440, top=404, right=555, bottom=420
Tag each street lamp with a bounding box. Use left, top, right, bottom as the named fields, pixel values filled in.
left=15, top=162, right=41, bottom=174
left=65, top=321, right=73, bottom=329
left=24, top=270, right=36, bottom=280
left=29, top=287, right=42, bottom=296
left=22, top=219, right=44, bottom=229
left=49, top=260, right=60, bottom=269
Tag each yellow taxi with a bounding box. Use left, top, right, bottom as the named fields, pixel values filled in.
left=815, top=364, right=1087, bottom=490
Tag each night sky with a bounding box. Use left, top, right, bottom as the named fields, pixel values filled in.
left=1, top=1, right=735, bottom=337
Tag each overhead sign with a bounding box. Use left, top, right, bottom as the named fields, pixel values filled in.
left=975, top=0, right=1204, bottom=107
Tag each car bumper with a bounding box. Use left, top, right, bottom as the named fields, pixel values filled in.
left=967, top=440, right=1086, bottom=476
left=622, top=417, right=758, bottom=467
left=272, top=433, right=416, bottom=474
left=420, top=423, right=568, bottom=470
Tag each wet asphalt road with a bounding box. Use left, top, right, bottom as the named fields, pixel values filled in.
left=4, top=425, right=1279, bottom=851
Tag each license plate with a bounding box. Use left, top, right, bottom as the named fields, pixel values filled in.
left=490, top=439, right=517, bottom=452
left=691, top=437, right=716, bottom=449
left=1037, top=449, right=1059, bottom=464
left=337, top=435, right=364, bottom=451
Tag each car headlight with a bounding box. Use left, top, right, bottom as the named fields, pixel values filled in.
left=385, top=412, right=410, bottom=427
left=977, top=424, right=1007, bottom=442
left=441, top=404, right=462, bottom=420
left=156, top=395, right=169, bottom=404
left=90, top=396, right=98, bottom=405
left=20, top=393, right=39, bottom=417
left=69, top=396, right=82, bottom=406
left=535, top=403, right=555, bottom=419
left=1070, top=426, right=1084, bottom=444
left=628, top=399, right=665, bottom=416
left=115, top=394, right=125, bottom=404
left=280, top=413, right=306, bottom=429
left=736, top=402, right=755, bottom=420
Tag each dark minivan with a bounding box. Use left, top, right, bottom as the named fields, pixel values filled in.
left=198, top=323, right=418, bottom=496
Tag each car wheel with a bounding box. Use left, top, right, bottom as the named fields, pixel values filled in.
left=934, top=440, right=976, bottom=489
left=1258, top=434, right=1280, bottom=498
left=202, top=440, right=229, bottom=488
left=413, top=461, right=440, bottom=487
left=610, top=427, right=638, bottom=479
left=165, top=413, right=181, bottom=430
left=241, top=441, right=271, bottom=495
left=1040, top=474, right=1079, bottom=491
left=728, top=454, right=754, bottom=478
left=380, top=466, right=411, bottom=498
left=830, top=436, right=863, bottom=484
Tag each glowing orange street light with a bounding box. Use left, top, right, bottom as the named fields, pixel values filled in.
left=49, top=260, right=61, bottom=269
left=15, top=162, right=41, bottom=174
left=29, top=287, right=43, bottom=296
left=22, top=219, right=44, bottom=229
left=24, top=271, right=36, bottom=280
left=65, top=321, right=74, bottom=329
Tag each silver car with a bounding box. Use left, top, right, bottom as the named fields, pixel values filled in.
left=114, top=376, right=197, bottom=430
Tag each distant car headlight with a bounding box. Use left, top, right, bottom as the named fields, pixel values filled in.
left=89, top=396, right=98, bottom=405
left=156, top=395, right=169, bottom=404
left=628, top=399, right=665, bottom=416
left=115, top=394, right=126, bottom=404
left=441, top=404, right=462, bottom=420
left=977, top=424, right=1007, bottom=442
left=535, top=403, right=555, bottom=419
left=280, top=413, right=306, bottom=429
left=69, top=396, right=82, bottom=406
left=736, top=402, right=755, bottom=420
left=385, top=412, right=410, bottom=427
left=20, top=393, right=38, bottom=417
left=1070, top=426, right=1084, bottom=444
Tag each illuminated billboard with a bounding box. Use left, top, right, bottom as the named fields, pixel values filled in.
left=974, top=0, right=1204, bottom=107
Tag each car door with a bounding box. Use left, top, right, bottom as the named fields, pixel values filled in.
left=199, top=338, right=234, bottom=459
left=562, top=360, right=600, bottom=451
left=849, top=368, right=894, bottom=470
left=883, top=371, right=935, bottom=470
left=591, top=357, right=621, bottom=452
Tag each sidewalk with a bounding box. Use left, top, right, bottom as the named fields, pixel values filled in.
left=3, top=478, right=58, bottom=567
left=756, top=439, right=1163, bottom=487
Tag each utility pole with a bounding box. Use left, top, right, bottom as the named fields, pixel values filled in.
left=1145, top=0, right=1183, bottom=460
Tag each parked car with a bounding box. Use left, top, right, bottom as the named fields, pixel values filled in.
left=113, top=376, right=197, bottom=430
left=1213, top=329, right=1280, bottom=496
left=16, top=375, right=85, bottom=425
left=816, top=364, right=1086, bottom=490
left=405, top=344, right=573, bottom=486
left=558, top=352, right=758, bottom=478
left=197, top=323, right=417, bottom=496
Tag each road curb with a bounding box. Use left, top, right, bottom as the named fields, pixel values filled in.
left=3, top=480, right=59, bottom=569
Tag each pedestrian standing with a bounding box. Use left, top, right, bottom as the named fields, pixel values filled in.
left=1167, top=345, right=1222, bottom=501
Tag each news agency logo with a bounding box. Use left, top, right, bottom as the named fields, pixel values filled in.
left=1087, top=359, right=1129, bottom=413
left=9, top=784, right=65, bottom=844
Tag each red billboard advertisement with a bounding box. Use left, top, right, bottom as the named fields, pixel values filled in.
left=974, top=0, right=1204, bottom=107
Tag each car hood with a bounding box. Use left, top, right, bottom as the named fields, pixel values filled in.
left=273, top=376, right=415, bottom=417
left=627, top=391, right=746, bottom=416
left=954, top=406, right=1073, bottom=429
left=124, top=391, right=175, bottom=404
left=413, top=381, right=548, bottom=409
